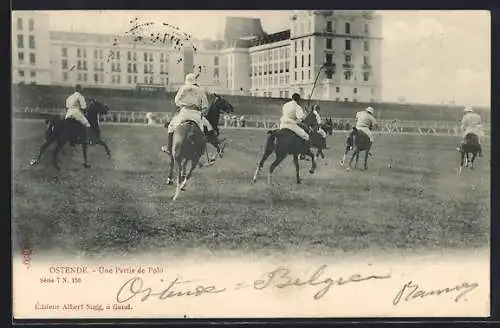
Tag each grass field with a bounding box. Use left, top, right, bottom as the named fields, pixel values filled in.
left=12, top=119, right=490, bottom=259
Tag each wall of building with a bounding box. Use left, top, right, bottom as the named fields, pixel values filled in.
left=12, top=11, right=51, bottom=85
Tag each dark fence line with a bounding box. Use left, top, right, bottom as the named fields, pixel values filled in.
left=12, top=83, right=490, bottom=123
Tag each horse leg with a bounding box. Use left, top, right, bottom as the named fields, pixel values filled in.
left=52, top=140, right=66, bottom=171
left=293, top=154, right=301, bottom=184
left=167, top=154, right=175, bottom=185
left=347, top=148, right=358, bottom=170
left=81, top=143, right=90, bottom=168
left=180, top=157, right=199, bottom=191
left=30, top=137, right=55, bottom=166
left=304, top=149, right=317, bottom=174
left=172, top=159, right=183, bottom=201
left=364, top=149, right=370, bottom=170
left=268, top=153, right=287, bottom=185
left=94, top=138, right=111, bottom=158
left=252, top=143, right=274, bottom=183
left=471, top=153, right=477, bottom=170
left=181, top=159, right=188, bottom=182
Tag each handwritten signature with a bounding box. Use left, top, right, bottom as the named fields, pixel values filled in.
left=115, top=264, right=392, bottom=303
left=392, top=280, right=479, bottom=305
left=253, top=265, right=391, bottom=300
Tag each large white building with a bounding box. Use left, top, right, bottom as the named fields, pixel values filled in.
left=11, top=10, right=383, bottom=102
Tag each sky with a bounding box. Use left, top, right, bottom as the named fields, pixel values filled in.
left=45, top=10, right=490, bottom=106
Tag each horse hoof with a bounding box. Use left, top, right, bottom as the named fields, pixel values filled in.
left=83, top=164, right=91, bottom=168
left=297, top=180, right=301, bottom=184
left=309, top=170, right=314, bottom=174
left=167, top=179, right=174, bottom=185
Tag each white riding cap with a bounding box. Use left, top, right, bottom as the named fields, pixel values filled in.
left=185, top=73, right=197, bottom=85
left=366, top=107, right=374, bottom=114
left=464, top=106, right=473, bottom=112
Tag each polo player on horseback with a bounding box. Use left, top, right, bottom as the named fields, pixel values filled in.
left=279, top=93, right=313, bottom=154
left=353, top=106, right=376, bottom=143
left=65, top=84, right=91, bottom=145
left=459, top=106, right=483, bottom=157
left=164, top=73, right=221, bottom=155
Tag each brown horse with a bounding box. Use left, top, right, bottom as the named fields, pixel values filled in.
left=339, top=126, right=373, bottom=170
left=29, top=99, right=110, bottom=171
left=167, top=121, right=206, bottom=201
left=252, top=111, right=324, bottom=185
left=458, top=133, right=481, bottom=176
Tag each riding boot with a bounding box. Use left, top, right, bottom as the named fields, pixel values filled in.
left=478, top=144, right=483, bottom=157
left=163, top=132, right=174, bottom=155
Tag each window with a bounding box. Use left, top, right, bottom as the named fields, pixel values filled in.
left=18, top=52, right=24, bottom=63
left=353, top=87, right=358, bottom=94
left=325, top=54, right=333, bottom=65
left=364, top=23, right=369, bottom=33
left=144, top=53, right=148, bottom=61
left=28, top=18, right=34, bottom=31
left=62, top=59, right=68, bottom=69
left=83, top=61, right=87, bottom=70
left=326, top=38, right=332, bottom=49
left=17, top=35, right=23, bottom=48
left=345, top=22, right=350, bottom=34
left=294, top=71, right=297, bottom=81
left=77, top=60, right=81, bottom=70
left=127, top=63, right=132, bottom=73
left=77, top=73, right=81, bottom=82
left=127, top=51, right=131, bottom=61
left=134, top=76, right=138, bottom=83
left=294, top=56, right=297, bottom=68
left=301, top=55, right=304, bottom=67
left=301, top=71, right=304, bottom=80
left=294, top=41, right=297, bottom=52
left=308, top=38, right=311, bottom=50
left=77, top=49, right=81, bottom=57
left=363, top=56, right=369, bottom=65
left=94, top=74, right=99, bottom=82
left=308, top=54, right=311, bottom=66
left=133, top=52, right=137, bottom=61
left=18, top=70, right=24, bottom=77
left=117, top=51, right=121, bottom=60
left=17, top=18, right=22, bottom=30
left=214, top=67, right=219, bottom=79
left=363, top=72, right=370, bottom=81
left=344, top=71, right=352, bottom=80
left=62, top=48, right=67, bottom=57
left=345, top=55, right=352, bottom=63
left=63, top=72, right=68, bottom=81
left=28, top=35, right=35, bottom=49
left=149, top=53, right=152, bottom=62
left=127, top=75, right=132, bottom=84
left=326, top=21, right=332, bottom=32
left=344, top=98, right=349, bottom=102
left=364, top=41, right=369, bottom=52
left=83, top=73, right=87, bottom=82
left=308, top=70, right=311, bottom=80
left=301, top=40, right=304, bottom=51
left=214, top=56, right=219, bottom=65
left=336, top=86, right=340, bottom=93
left=345, top=40, right=351, bottom=50
left=29, top=53, right=35, bottom=65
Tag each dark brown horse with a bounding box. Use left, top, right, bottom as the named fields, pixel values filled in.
left=339, top=126, right=373, bottom=170
left=252, top=111, right=326, bottom=184
left=168, top=121, right=206, bottom=201
left=458, top=133, right=481, bottom=176
left=29, top=99, right=110, bottom=170
left=204, top=93, right=234, bottom=159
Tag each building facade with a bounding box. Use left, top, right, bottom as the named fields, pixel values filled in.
left=11, top=10, right=383, bottom=102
